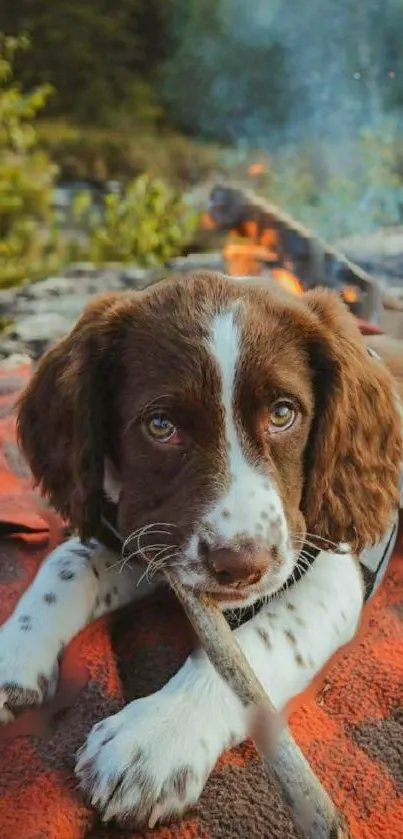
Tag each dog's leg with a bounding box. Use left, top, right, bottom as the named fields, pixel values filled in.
left=76, top=550, right=364, bottom=829
left=0, top=538, right=156, bottom=722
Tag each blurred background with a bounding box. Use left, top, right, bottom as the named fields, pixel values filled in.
left=1, top=0, right=403, bottom=300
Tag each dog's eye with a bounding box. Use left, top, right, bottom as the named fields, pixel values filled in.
left=144, top=413, right=182, bottom=445
left=268, top=400, right=296, bottom=432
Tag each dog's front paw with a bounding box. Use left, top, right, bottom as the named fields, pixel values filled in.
left=0, top=622, right=59, bottom=723
left=76, top=694, right=218, bottom=828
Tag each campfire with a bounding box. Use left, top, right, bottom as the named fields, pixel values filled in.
left=203, top=185, right=380, bottom=324
left=173, top=184, right=401, bottom=334
left=222, top=241, right=304, bottom=296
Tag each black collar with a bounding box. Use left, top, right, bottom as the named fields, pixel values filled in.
left=225, top=544, right=320, bottom=629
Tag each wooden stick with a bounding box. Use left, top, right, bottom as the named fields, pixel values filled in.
left=165, top=573, right=351, bottom=839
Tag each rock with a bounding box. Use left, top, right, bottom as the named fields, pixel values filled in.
left=0, top=338, right=31, bottom=361
left=166, top=253, right=225, bottom=272
left=336, top=227, right=403, bottom=288
left=62, top=262, right=99, bottom=279
left=336, top=226, right=403, bottom=262
left=62, top=263, right=162, bottom=290
left=0, top=290, right=18, bottom=316
left=16, top=276, right=78, bottom=300
left=12, top=294, right=95, bottom=321
left=4, top=313, right=73, bottom=344
left=0, top=353, right=32, bottom=371
left=121, top=266, right=163, bottom=288
left=0, top=261, right=164, bottom=360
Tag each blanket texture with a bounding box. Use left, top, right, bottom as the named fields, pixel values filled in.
left=0, top=362, right=402, bottom=839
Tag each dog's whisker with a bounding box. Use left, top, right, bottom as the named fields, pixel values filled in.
left=148, top=547, right=182, bottom=571
left=137, top=554, right=183, bottom=587
left=149, top=553, right=183, bottom=579
left=123, top=523, right=176, bottom=554
left=293, top=537, right=324, bottom=550
left=120, top=544, right=174, bottom=575
left=295, top=558, right=313, bottom=574
left=126, top=543, right=171, bottom=562
left=292, top=531, right=343, bottom=551
left=132, top=523, right=176, bottom=559
left=262, top=553, right=314, bottom=607
left=121, top=525, right=176, bottom=572
left=123, top=521, right=176, bottom=541
left=297, top=552, right=314, bottom=566
left=135, top=547, right=182, bottom=586
left=107, top=542, right=170, bottom=573
left=146, top=550, right=181, bottom=576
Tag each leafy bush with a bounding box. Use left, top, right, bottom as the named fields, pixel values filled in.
left=0, top=34, right=66, bottom=288
left=0, top=34, right=201, bottom=288
left=74, top=174, right=198, bottom=266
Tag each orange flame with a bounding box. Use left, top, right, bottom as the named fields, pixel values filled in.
left=204, top=192, right=303, bottom=297
left=248, top=163, right=267, bottom=176
left=271, top=267, right=303, bottom=296
left=223, top=242, right=268, bottom=276
left=341, top=286, right=359, bottom=304
left=201, top=212, right=216, bottom=230
left=223, top=241, right=303, bottom=296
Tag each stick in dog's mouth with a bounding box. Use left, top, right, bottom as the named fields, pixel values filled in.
left=164, top=572, right=352, bottom=839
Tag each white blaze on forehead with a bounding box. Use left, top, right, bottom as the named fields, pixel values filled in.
left=210, top=308, right=242, bottom=459
left=204, top=308, right=289, bottom=550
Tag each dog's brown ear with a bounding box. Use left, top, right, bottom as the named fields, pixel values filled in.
left=16, top=292, right=131, bottom=540
left=302, top=288, right=402, bottom=552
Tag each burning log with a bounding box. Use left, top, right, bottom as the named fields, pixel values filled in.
left=166, top=572, right=352, bottom=839
left=206, top=185, right=388, bottom=324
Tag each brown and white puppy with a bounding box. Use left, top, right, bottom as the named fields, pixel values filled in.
left=0, top=271, right=401, bottom=829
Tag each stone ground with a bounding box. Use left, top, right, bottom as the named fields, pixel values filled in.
left=0, top=264, right=161, bottom=361
left=1, top=227, right=403, bottom=361
left=337, top=226, right=403, bottom=282
left=0, top=255, right=224, bottom=361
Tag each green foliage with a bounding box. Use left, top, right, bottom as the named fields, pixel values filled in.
left=0, top=34, right=200, bottom=288
left=74, top=174, right=198, bottom=266
left=1, top=0, right=166, bottom=128
left=0, top=34, right=65, bottom=288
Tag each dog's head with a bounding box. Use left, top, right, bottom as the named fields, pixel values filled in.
left=17, top=272, right=402, bottom=608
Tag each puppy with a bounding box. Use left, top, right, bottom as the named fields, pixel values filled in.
left=0, top=272, right=401, bottom=828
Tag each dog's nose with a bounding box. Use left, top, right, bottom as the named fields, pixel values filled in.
left=203, top=544, right=269, bottom=588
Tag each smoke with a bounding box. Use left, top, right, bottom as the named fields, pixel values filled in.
left=162, top=0, right=402, bottom=145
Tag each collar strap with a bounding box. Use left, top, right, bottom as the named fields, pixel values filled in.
left=225, top=543, right=320, bottom=628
